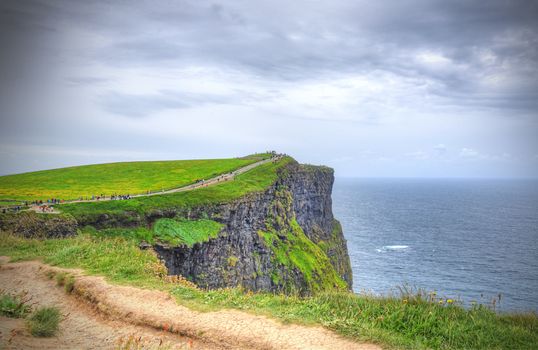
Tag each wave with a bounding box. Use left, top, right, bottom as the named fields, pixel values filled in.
left=385, top=245, right=409, bottom=250
left=376, top=245, right=409, bottom=253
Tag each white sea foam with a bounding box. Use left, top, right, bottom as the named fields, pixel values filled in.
left=376, top=245, right=409, bottom=252
left=385, top=245, right=409, bottom=250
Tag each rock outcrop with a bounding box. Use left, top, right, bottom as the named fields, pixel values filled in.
left=0, top=211, right=78, bottom=238
left=154, top=160, right=352, bottom=294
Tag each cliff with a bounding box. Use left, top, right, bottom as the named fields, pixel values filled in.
left=154, top=160, right=352, bottom=294
left=1, top=157, right=353, bottom=295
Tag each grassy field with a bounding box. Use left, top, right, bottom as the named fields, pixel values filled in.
left=0, top=231, right=536, bottom=349
left=0, top=153, right=271, bottom=201
left=60, top=156, right=293, bottom=218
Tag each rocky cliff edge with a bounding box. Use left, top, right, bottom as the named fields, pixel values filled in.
left=154, top=159, right=353, bottom=295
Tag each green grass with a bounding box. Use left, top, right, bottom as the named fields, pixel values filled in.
left=86, top=226, right=155, bottom=243
left=152, top=218, right=223, bottom=246
left=60, top=156, right=293, bottom=219
left=0, top=232, right=165, bottom=288
left=83, top=219, right=223, bottom=247
left=0, top=292, right=32, bottom=318
left=0, top=200, right=26, bottom=207
left=172, top=287, right=538, bottom=349
left=54, top=271, right=76, bottom=293
left=0, top=153, right=271, bottom=201
left=26, top=306, right=61, bottom=337
left=1, top=231, right=536, bottom=349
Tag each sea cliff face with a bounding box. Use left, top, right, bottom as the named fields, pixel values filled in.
left=154, top=160, right=352, bottom=294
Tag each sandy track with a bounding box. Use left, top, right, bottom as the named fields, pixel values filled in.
left=0, top=258, right=217, bottom=350
left=0, top=258, right=380, bottom=350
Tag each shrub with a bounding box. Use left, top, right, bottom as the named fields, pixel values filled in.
left=27, top=306, right=61, bottom=337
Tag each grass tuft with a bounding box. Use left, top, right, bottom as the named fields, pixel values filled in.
left=53, top=271, right=76, bottom=293
left=0, top=291, right=32, bottom=318
left=55, top=272, right=67, bottom=286
left=26, top=306, right=61, bottom=337
left=64, top=274, right=75, bottom=293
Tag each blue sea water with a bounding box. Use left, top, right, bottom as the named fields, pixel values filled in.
left=332, top=178, right=538, bottom=312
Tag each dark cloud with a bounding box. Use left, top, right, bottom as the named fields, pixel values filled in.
left=3, top=1, right=537, bottom=82
left=63, top=0, right=536, bottom=113
left=2, top=0, right=537, bottom=109
left=0, top=0, right=537, bottom=176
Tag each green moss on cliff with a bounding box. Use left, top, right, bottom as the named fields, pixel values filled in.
left=152, top=218, right=223, bottom=247
left=316, top=219, right=353, bottom=287
left=84, top=218, right=223, bottom=247
left=260, top=219, right=347, bottom=293
left=259, top=188, right=346, bottom=294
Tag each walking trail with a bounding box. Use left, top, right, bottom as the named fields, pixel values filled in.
left=0, top=257, right=381, bottom=350
left=29, top=156, right=281, bottom=214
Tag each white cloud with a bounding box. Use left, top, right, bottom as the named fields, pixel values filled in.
left=459, top=148, right=480, bottom=158
left=405, top=151, right=429, bottom=160
left=416, top=51, right=452, bottom=66
left=329, top=156, right=354, bottom=163
left=434, top=144, right=447, bottom=155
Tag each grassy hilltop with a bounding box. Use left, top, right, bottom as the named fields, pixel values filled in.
left=0, top=153, right=270, bottom=201
left=59, top=156, right=293, bottom=218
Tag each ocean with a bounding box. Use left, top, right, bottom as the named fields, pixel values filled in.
left=332, top=178, right=538, bottom=312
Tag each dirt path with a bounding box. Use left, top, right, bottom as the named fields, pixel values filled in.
left=27, top=156, right=282, bottom=214
left=0, top=258, right=380, bottom=350
left=0, top=258, right=221, bottom=350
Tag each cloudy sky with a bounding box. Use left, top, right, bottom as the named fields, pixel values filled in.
left=1, top=0, right=537, bottom=177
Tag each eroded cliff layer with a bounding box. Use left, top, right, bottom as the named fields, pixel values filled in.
left=154, top=160, right=353, bottom=294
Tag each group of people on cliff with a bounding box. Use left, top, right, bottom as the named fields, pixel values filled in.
left=1, top=205, right=22, bottom=214
left=32, top=198, right=62, bottom=205
left=90, top=193, right=131, bottom=201
left=109, top=194, right=132, bottom=200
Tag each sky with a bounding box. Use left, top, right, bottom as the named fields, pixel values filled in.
left=1, top=0, right=537, bottom=178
